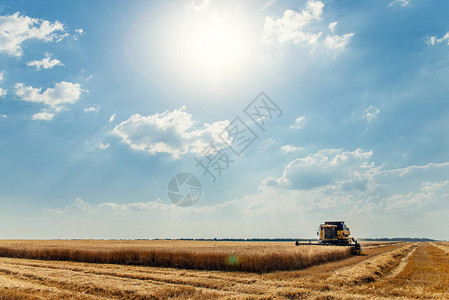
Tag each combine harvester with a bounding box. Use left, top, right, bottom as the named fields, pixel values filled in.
left=296, top=221, right=362, bottom=254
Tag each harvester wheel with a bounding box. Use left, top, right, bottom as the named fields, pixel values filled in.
left=351, top=244, right=362, bottom=255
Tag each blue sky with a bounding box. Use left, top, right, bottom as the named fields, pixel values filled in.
left=0, top=0, right=448, bottom=239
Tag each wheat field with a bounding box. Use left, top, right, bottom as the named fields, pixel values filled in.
left=0, top=240, right=353, bottom=273
left=0, top=240, right=447, bottom=299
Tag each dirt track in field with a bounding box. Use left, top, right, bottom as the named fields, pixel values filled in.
left=0, top=242, right=448, bottom=299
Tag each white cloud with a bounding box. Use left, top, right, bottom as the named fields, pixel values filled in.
left=84, top=106, right=99, bottom=113
left=389, top=0, right=410, bottom=7
left=31, top=111, right=54, bottom=121
left=264, top=148, right=375, bottom=190
left=262, top=1, right=324, bottom=45
left=324, top=33, right=355, bottom=50
left=0, top=87, right=6, bottom=97
left=108, top=113, right=116, bottom=123
left=112, top=106, right=229, bottom=159
left=364, top=105, right=380, bottom=122
left=0, top=12, right=66, bottom=57
left=281, top=145, right=302, bottom=153
left=73, top=28, right=84, bottom=40
left=328, top=21, right=337, bottom=33
left=290, top=115, right=305, bottom=129
left=426, top=32, right=449, bottom=46
left=260, top=148, right=449, bottom=216
left=263, top=1, right=354, bottom=51
left=26, top=53, right=64, bottom=70
left=15, top=81, right=85, bottom=115
left=0, top=71, right=4, bottom=82
left=0, top=114, right=7, bottom=118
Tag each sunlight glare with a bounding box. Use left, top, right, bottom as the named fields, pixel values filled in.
left=160, top=5, right=259, bottom=91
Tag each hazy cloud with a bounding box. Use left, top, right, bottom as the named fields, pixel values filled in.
left=0, top=87, right=6, bottom=97
left=42, top=153, right=449, bottom=239
left=0, top=71, right=6, bottom=97
left=281, top=145, right=302, bottom=153
left=85, top=139, right=110, bottom=151
left=290, top=115, right=306, bottom=129
left=95, top=141, right=110, bottom=150
left=108, top=113, right=116, bottom=123
left=84, top=106, right=99, bottom=113
left=328, top=21, right=337, bottom=33
left=389, top=0, right=410, bottom=7
left=31, top=111, right=54, bottom=121
left=188, top=0, right=210, bottom=12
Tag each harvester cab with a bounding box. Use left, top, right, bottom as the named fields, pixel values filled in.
left=319, top=221, right=351, bottom=245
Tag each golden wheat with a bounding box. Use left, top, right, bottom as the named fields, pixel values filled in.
left=0, top=240, right=352, bottom=273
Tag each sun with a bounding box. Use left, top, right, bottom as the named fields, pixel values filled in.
left=125, top=2, right=263, bottom=94
left=156, top=3, right=260, bottom=92
left=178, top=14, right=251, bottom=76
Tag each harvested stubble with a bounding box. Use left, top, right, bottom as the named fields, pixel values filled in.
left=431, top=241, right=449, bottom=253
left=0, top=240, right=352, bottom=273
left=330, top=243, right=417, bottom=285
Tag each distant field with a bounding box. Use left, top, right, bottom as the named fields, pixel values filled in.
left=0, top=240, right=448, bottom=299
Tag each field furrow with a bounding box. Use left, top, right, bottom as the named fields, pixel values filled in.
left=0, top=260, right=234, bottom=299
left=340, top=243, right=449, bottom=299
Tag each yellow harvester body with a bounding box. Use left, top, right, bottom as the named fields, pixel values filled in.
left=296, top=221, right=361, bottom=254
left=319, top=221, right=352, bottom=245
